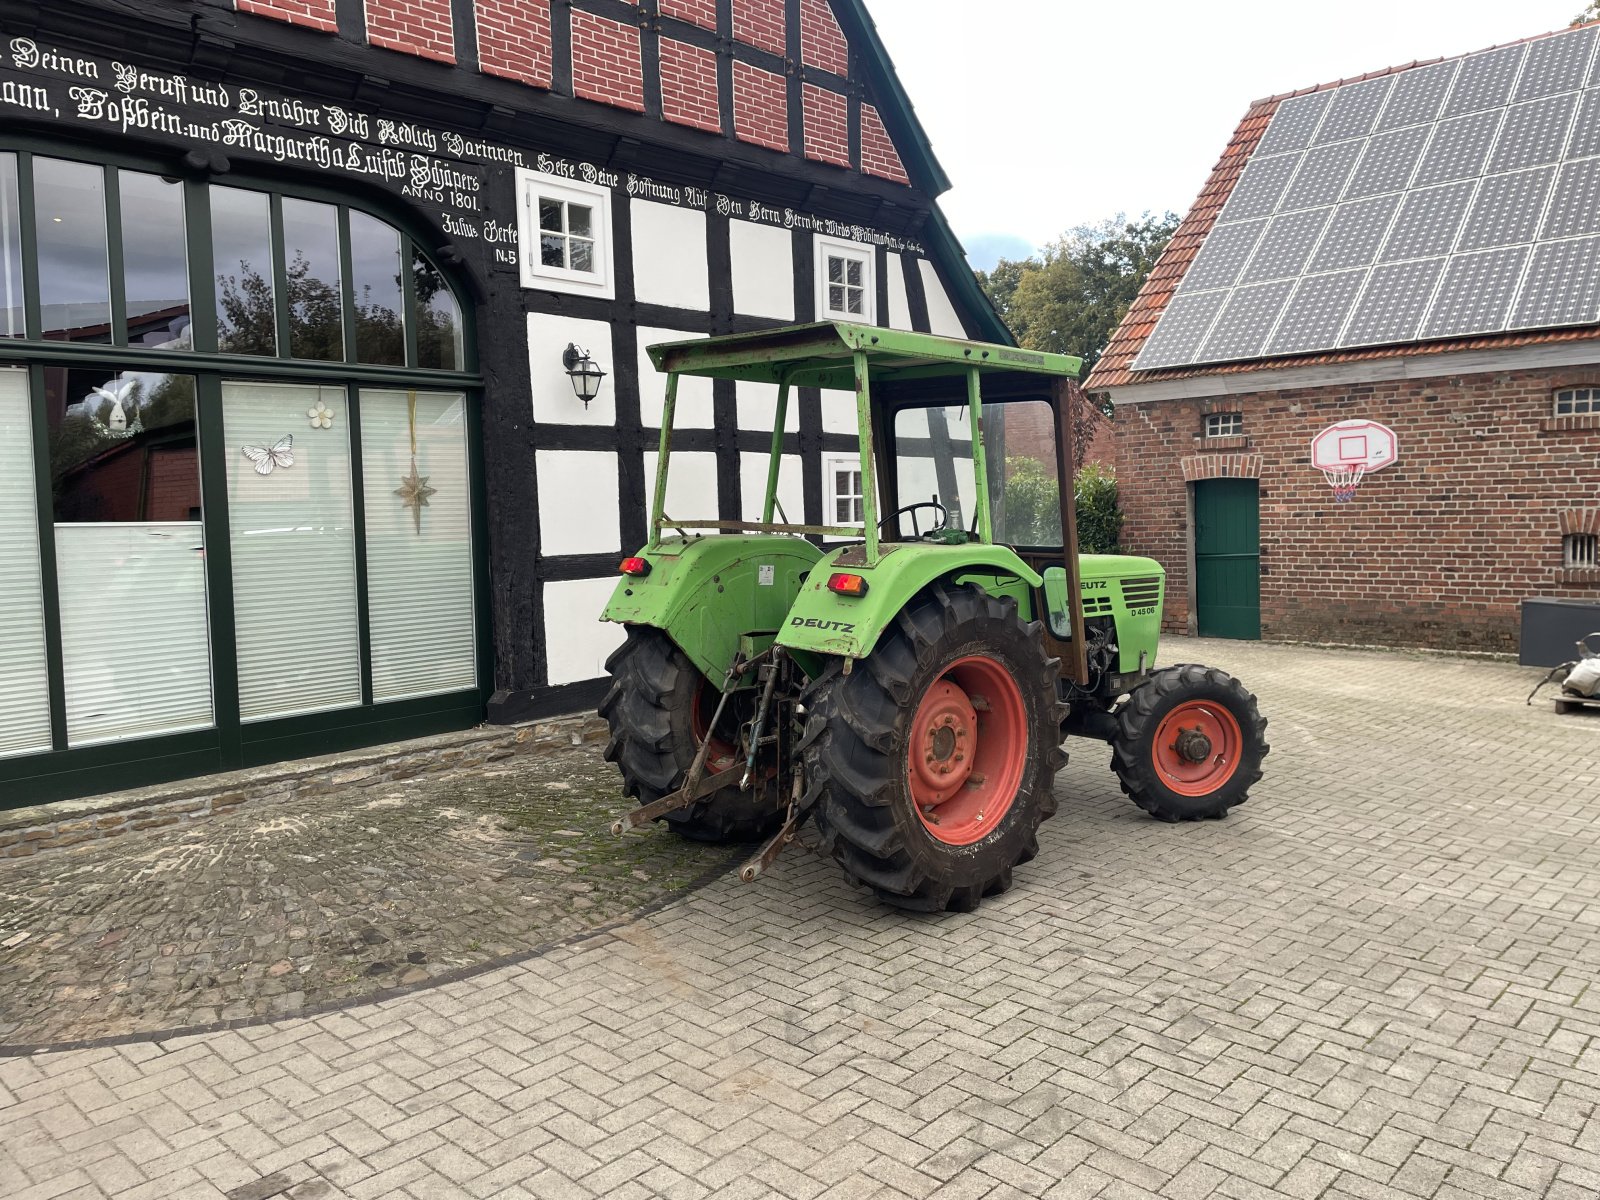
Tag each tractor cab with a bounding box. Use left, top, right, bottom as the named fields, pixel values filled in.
left=600, top=322, right=1267, bottom=912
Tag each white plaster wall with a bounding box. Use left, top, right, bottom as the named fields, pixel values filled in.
left=730, top=221, right=795, bottom=320
left=820, top=388, right=856, bottom=435
left=637, top=327, right=714, bottom=428
left=736, top=380, right=798, bottom=433
left=644, top=450, right=720, bottom=524
left=740, top=452, right=805, bottom=523
left=535, top=450, right=619, bottom=557
left=544, top=576, right=628, bottom=686
left=526, top=313, right=616, bottom=426
left=631, top=200, right=710, bottom=311
left=919, top=259, right=967, bottom=338
left=886, top=252, right=912, bottom=331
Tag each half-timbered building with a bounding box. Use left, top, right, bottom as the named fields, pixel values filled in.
left=0, top=0, right=1001, bottom=802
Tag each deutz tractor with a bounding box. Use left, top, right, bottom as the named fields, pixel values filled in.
left=600, top=322, right=1268, bottom=912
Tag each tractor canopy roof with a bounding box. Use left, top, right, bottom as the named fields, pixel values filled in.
left=646, top=323, right=1082, bottom=401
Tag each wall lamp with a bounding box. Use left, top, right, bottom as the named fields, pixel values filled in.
left=562, top=343, right=607, bottom=408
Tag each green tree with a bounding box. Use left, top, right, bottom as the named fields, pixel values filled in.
left=976, top=212, right=1179, bottom=378
left=1575, top=2, right=1599, bottom=25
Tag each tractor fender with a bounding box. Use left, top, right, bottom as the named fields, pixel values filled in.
left=776, top=543, right=1042, bottom=661
left=601, top=535, right=823, bottom=681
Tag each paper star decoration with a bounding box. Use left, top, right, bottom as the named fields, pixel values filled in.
left=395, top=463, right=437, bottom=535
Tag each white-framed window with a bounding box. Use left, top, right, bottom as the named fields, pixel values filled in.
left=1554, top=388, right=1600, bottom=416
left=815, top=234, right=875, bottom=323
left=1566, top=533, right=1599, bottom=568
left=516, top=170, right=615, bottom=300
left=1204, top=412, right=1243, bottom=437
left=826, top=454, right=865, bottom=528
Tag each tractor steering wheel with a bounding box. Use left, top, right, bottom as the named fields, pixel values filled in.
left=879, top=500, right=949, bottom=541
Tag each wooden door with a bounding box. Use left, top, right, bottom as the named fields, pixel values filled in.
left=1194, top=479, right=1260, bottom=640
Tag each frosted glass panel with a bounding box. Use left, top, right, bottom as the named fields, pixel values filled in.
left=225, top=381, right=361, bottom=721
left=360, top=390, right=476, bottom=701
left=56, top=523, right=212, bottom=745
left=0, top=370, right=51, bottom=758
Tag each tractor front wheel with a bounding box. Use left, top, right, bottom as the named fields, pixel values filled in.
left=600, top=627, right=784, bottom=843
left=1111, top=665, right=1268, bottom=822
left=802, top=582, right=1066, bottom=913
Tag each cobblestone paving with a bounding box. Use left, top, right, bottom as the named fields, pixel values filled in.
left=5, top=637, right=1600, bottom=1199
left=0, top=753, right=726, bottom=1046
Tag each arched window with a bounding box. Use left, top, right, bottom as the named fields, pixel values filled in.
left=0, top=144, right=483, bottom=802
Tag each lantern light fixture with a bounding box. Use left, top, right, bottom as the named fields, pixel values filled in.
left=562, top=343, right=607, bottom=408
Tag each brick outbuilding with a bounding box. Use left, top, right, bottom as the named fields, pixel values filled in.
left=1088, top=24, right=1600, bottom=654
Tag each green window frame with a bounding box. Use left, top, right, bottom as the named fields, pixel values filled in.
left=0, top=135, right=490, bottom=808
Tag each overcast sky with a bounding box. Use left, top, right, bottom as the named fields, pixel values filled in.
left=863, top=0, right=1584, bottom=268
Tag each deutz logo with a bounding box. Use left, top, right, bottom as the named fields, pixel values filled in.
left=791, top=617, right=856, bottom=633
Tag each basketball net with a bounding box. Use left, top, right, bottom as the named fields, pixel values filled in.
left=1322, top=465, right=1365, bottom=502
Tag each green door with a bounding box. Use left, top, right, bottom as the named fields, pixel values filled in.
left=1194, top=479, right=1260, bottom=639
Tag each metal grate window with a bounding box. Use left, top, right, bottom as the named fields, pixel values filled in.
left=1554, top=388, right=1600, bottom=416
left=1566, top=533, right=1600, bottom=568
left=1204, top=412, right=1244, bottom=437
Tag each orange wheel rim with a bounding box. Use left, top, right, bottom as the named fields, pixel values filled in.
left=906, top=655, right=1027, bottom=846
left=691, top=681, right=739, bottom=774
left=1153, top=700, right=1242, bottom=796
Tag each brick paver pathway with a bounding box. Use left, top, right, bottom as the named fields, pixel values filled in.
left=4, top=638, right=1600, bottom=1199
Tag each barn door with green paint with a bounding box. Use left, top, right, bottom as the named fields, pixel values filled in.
left=1194, top=479, right=1260, bottom=640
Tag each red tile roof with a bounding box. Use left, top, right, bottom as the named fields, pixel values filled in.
left=1086, top=23, right=1600, bottom=393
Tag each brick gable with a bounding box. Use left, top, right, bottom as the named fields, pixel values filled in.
left=364, top=0, right=455, bottom=65
left=659, top=0, right=718, bottom=31
left=732, top=0, right=785, bottom=56
left=660, top=38, right=720, bottom=134
left=474, top=0, right=552, bottom=89
left=802, top=84, right=848, bottom=168
left=859, top=103, right=907, bottom=184
left=800, top=0, right=848, bottom=75
left=734, top=61, right=788, bottom=153
left=571, top=10, right=645, bottom=113
left=236, top=0, right=338, bottom=32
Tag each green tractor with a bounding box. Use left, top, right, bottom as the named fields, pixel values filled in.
left=600, top=322, right=1267, bottom=911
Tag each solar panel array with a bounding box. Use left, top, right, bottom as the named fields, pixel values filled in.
left=1134, top=24, right=1600, bottom=371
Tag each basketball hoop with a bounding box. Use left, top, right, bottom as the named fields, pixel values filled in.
left=1322, top=465, right=1365, bottom=502
left=1310, top=419, right=1398, bottom=505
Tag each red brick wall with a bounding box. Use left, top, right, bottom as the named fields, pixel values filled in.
left=364, top=0, right=456, bottom=64
left=660, top=37, right=720, bottom=134
left=859, top=104, right=907, bottom=185
left=802, top=84, right=848, bottom=168
left=571, top=10, right=644, bottom=113
left=733, top=0, right=785, bottom=56
left=659, top=0, right=717, bottom=31
left=799, top=0, right=848, bottom=74
left=236, top=0, right=338, bottom=32
left=1113, top=366, right=1600, bottom=651
left=474, top=0, right=551, bottom=88
left=734, top=62, right=788, bottom=153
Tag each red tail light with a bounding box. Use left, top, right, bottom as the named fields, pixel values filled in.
left=620, top=556, right=651, bottom=577
left=827, top=572, right=868, bottom=597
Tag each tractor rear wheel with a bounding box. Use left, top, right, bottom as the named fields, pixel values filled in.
left=600, top=627, right=784, bottom=843
left=802, top=582, right=1066, bottom=913
left=1111, top=665, right=1268, bottom=822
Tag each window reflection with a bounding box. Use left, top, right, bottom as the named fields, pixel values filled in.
left=1, top=155, right=21, bottom=338
left=412, top=249, right=462, bottom=371
left=212, top=186, right=277, bottom=356
left=282, top=198, right=343, bottom=361
left=985, top=401, right=1063, bottom=549
left=35, top=157, right=111, bottom=344
left=350, top=211, right=404, bottom=365
left=120, top=171, right=191, bottom=351
left=48, top=366, right=199, bottom=522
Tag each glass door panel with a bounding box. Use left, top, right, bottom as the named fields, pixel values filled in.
left=49, top=367, right=212, bottom=745
left=224, top=381, right=362, bottom=721
left=360, top=389, right=476, bottom=701
left=0, top=369, right=52, bottom=757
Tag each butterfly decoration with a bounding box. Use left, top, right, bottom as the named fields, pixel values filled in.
left=241, top=435, right=295, bottom=476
